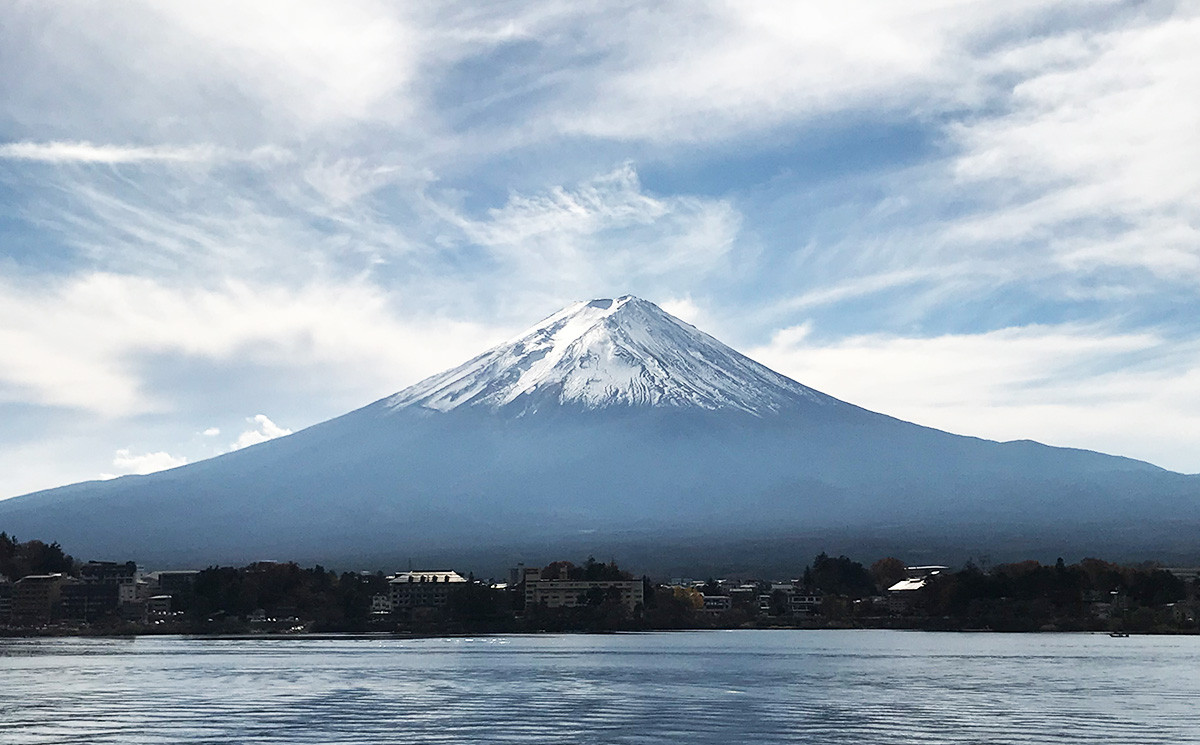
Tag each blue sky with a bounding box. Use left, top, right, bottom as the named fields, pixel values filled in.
left=1, top=0, right=1198, bottom=497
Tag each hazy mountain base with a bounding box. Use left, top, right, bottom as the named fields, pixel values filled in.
left=2, top=406, right=1195, bottom=572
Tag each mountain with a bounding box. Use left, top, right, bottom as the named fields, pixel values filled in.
left=1, top=296, right=1197, bottom=573
left=386, top=295, right=837, bottom=415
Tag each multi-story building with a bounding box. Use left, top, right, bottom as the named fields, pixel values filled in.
left=147, top=595, right=174, bottom=617
left=789, top=592, right=822, bottom=615
left=60, top=583, right=119, bottom=621
left=371, top=594, right=392, bottom=615
left=522, top=567, right=644, bottom=612
left=388, top=571, right=468, bottom=612
left=80, top=561, right=139, bottom=586
left=12, top=574, right=68, bottom=624
left=154, top=570, right=200, bottom=597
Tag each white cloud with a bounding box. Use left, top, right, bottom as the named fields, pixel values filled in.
left=430, top=164, right=742, bottom=295
left=659, top=296, right=701, bottom=324
left=0, top=141, right=293, bottom=169
left=302, top=157, right=416, bottom=205
left=749, top=324, right=1200, bottom=474
left=946, top=10, right=1200, bottom=279
left=547, top=0, right=1097, bottom=142
left=108, top=447, right=189, bottom=476
left=230, top=414, right=293, bottom=451
left=0, top=141, right=219, bottom=164
left=0, top=273, right=505, bottom=417
left=201, top=427, right=220, bottom=437
left=147, top=0, right=419, bottom=127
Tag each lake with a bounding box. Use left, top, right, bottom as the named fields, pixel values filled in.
left=2, top=630, right=1197, bottom=744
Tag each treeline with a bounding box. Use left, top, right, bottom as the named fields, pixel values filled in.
left=0, top=533, right=76, bottom=580
left=2, top=533, right=1197, bottom=634
left=911, top=558, right=1192, bottom=632
left=186, top=563, right=389, bottom=632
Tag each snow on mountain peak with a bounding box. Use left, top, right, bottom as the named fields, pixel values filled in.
left=386, top=295, right=836, bottom=416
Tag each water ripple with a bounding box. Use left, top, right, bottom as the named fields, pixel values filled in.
left=2, top=631, right=1198, bottom=744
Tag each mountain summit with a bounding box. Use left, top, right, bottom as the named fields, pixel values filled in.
left=387, top=295, right=834, bottom=416
left=0, top=295, right=1196, bottom=570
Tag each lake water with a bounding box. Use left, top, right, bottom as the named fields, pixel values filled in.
left=2, top=630, right=1197, bottom=744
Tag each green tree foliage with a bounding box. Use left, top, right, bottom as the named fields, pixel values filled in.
left=189, top=562, right=388, bottom=631
left=808, top=553, right=874, bottom=598
left=916, top=559, right=1189, bottom=631
left=541, top=556, right=632, bottom=581
left=0, top=533, right=77, bottom=580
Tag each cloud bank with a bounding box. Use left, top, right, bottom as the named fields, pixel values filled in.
left=2, top=0, right=1198, bottom=495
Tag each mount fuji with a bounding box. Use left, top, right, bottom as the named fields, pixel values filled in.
left=1, top=296, right=1197, bottom=571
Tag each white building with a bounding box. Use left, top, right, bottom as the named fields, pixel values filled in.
left=388, top=571, right=468, bottom=611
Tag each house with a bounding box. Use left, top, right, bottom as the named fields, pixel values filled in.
left=701, top=595, right=732, bottom=613
left=790, top=592, right=822, bottom=615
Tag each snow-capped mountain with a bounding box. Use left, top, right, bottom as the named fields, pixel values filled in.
left=387, top=295, right=833, bottom=416
left=0, top=295, right=1196, bottom=571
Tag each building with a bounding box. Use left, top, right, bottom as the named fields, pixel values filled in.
left=147, top=595, right=174, bottom=618
left=154, top=570, right=200, bottom=597
left=80, top=561, right=138, bottom=587
left=727, top=584, right=759, bottom=613
left=790, top=592, right=822, bottom=615
left=371, top=594, right=392, bottom=615
left=886, top=565, right=947, bottom=612
left=0, top=580, right=12, bottom=623
left=60, top=583, right=119, bottom=621
left=522, top=567, right=644, bottom=612
left=701, top=595, right=732, bottom=613
left=12, top=574, right=68, bottom=624
left=388, top=571, right=468, bottom=611
left=1163, top=567, right=1200, bottom=584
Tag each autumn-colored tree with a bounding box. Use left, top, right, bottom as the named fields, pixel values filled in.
left=870, top=557, right=907, bottom=590
left=672, top=585, right=704, bottom=610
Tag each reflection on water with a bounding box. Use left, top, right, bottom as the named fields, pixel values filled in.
left=2, top=631, right=1198, bottom=744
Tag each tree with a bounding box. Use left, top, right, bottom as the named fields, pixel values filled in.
left=870, top=557, right=907, bottom=590
left=810, top=553, right=874, bottom=598
left=672, top=586, right=704, bottom=610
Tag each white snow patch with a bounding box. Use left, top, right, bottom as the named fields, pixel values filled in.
left=387, top=295, right=833, bottom=416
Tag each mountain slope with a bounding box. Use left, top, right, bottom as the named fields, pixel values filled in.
left=0, top=296, right=1196, bottom=569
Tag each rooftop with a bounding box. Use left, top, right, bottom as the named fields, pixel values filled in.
left=390, top=571, right=467, bottom=584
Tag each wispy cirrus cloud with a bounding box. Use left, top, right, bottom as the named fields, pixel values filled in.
left=3, top=0, right=1200, bottom=498
left=0, top=140, right=293, bottom=166
left=749, top=323, right=1200, bottom=473
left=0, top=141, right=222, bottom=164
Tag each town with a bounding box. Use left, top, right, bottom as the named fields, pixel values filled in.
left=2, top=533, right=1198, bottom=635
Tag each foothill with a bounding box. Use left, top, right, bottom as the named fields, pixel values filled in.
left=2, top=532, right=1197, bottom=636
